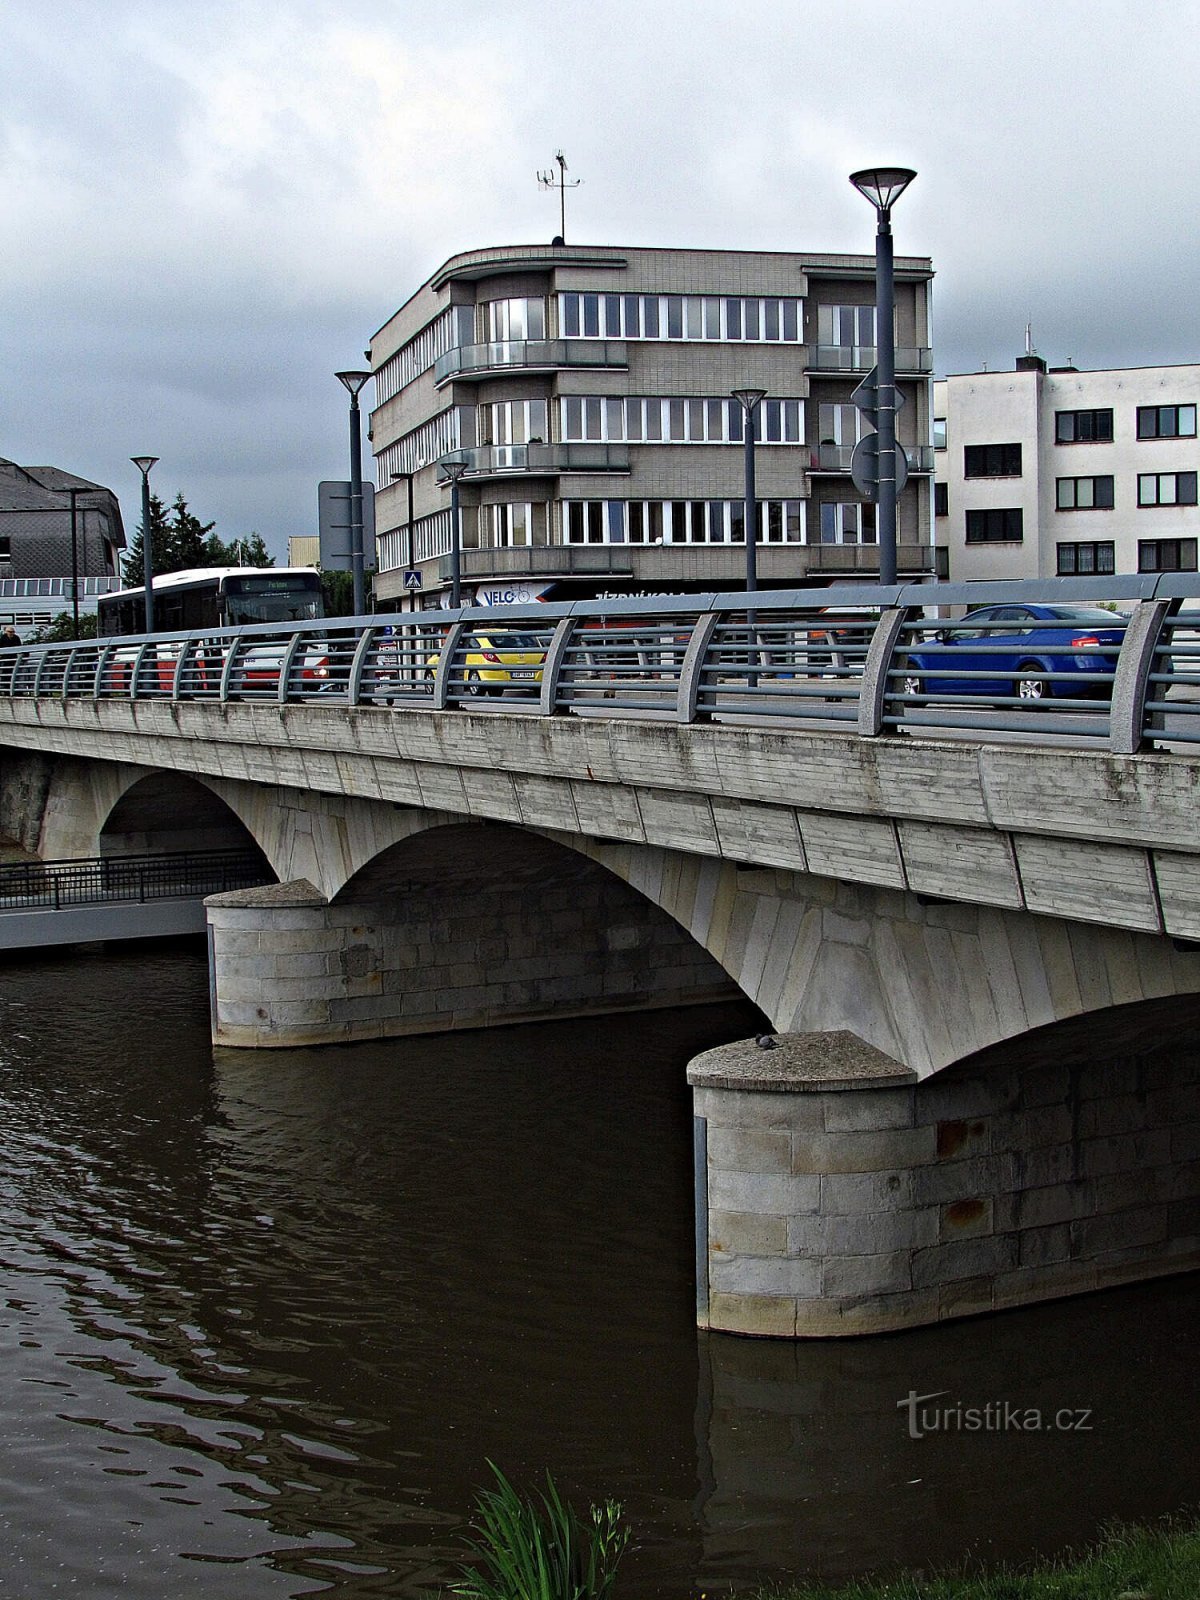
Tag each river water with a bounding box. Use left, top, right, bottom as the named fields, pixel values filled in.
left=0, top=941, right=1197, bottom=1599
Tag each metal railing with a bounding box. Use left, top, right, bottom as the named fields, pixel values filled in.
left=0, top=848, right=271, bottom=912
left=2, top=577, right=1199, bottom=756
left=434, top=338, right=628, bottom=384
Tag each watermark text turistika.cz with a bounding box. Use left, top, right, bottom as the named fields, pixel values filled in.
left=899, top=1390, right=1094, bottom=1440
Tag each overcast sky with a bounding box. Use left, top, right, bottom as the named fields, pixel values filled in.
left=2, top=0, right=1196, bottom=557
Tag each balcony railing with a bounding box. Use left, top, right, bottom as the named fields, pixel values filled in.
left=809, top=443, right=936, bottom=474
left=808, top=344, right=933, bottom=374
left=434, top=338, right=628, bottom=385
left=452, top=442, right=631, bottom=478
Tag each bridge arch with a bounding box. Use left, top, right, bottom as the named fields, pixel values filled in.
left=99, top=772, right=271, bottom=866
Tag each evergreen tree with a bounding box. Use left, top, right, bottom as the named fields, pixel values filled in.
left=168, top=493, right=216, bottom=568
left=122, top=491, right=174, bottom=584
left=216, top=531, right=274, bottom=568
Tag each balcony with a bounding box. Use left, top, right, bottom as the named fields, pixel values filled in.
left=450, top=442, right=630, bottom=480
left=807, top=344, right=933, bottom=374
left=434, top=338, right=628, bottom=386
left=808, top=443, right=936, bottom=474
left=436, top=541, right=948, bottom=588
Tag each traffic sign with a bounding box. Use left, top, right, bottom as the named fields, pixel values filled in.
left=403, top=570, right=422, bottom=590
left=850, top=365, right=906, bottom=430
left=850, top=434, right=909, bottom=498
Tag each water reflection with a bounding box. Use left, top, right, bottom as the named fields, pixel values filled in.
left=0, top=943, right=1196, bottom=1598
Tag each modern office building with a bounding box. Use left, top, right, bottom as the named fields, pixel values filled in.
left=0, top=459, right=126, bottom=631
left=366, top=243, right=938, bottom=609
left=934, top=352, right=1200, bottom=580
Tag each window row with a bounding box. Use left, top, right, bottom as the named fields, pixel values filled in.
left=1052, top=404, right=1195, bottom=444
left=564, top=499, right=805, bottom=545
left=950, top=470, right=1198, bottom=514
left=377, top=509, right=454, bottom=571
left=1056, top=540, right=1199, bottom=574
left=559, top=395, right=804, bottom=445
left=559, top=292, right=803, bottom=343
left=376, top=308, right=472, bottom=404
left=377, top=410, right=461, bottom=480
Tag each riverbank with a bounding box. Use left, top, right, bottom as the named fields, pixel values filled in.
left=759, top=1519, right=1200, bottom=1600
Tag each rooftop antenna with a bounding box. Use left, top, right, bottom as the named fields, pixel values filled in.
left=537, top=150, right=580, bottom=244
left=1025, top=321, right=1034, bottom=356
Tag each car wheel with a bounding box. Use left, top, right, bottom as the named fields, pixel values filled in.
left=1016, top=661, right=1047, bottom=701
left=423, top=670, right=435, bottom=694
left=902, top=674, right=923, bottom=698
left=465, top=670, right=485, bottom=696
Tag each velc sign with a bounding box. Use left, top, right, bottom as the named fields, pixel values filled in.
left=472, top=582, right=553, bottom=607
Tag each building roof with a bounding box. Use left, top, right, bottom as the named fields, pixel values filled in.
left=0, top=458, right=125, bottom=546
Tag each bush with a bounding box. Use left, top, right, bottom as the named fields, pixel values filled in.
left=451, top=1463, right=629, bottom=1600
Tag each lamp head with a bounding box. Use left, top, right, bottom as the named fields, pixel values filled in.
left=336, top=370, right=372, bottom=398
left=438, top=456, right=470, bottom=485
left=731, top=387, right=767, bottom=413
left=849, top=166, right=917, bottom=216
left=130, top=456, right=158, bottom=478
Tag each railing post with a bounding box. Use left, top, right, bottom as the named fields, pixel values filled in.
left=677, top=612, right=720, bottom=724
left=431, top=621, right=467, bottom=710
left=347, top=625, right=375, bottom=708
left=857, top=607, right=910, bottom=736
left=275, top=631, right=304, bottom=704
left=538, top=616, right=578, bottom=716
left=1110, top=598, right=1173, bottom=756
left=93, top=642, right=115, bottom=700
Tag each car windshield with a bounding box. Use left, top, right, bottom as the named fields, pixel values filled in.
left=477, top=632, right=542, bottom=650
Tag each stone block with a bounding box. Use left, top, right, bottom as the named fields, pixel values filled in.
left=707, top=1126, right=791, bottom=1173
left=693, top=1088, right=826, bottom=1132
left=1018, top=1222, right=1072, bottom=1267
left=1017, top=1180, right=1094, bottom=1229
left=938, top=1275, right=995, bottom=1321
left=821, top=1086, right=916, bottom=1133
left=822, top=1250, right=913, bottom=1297
left=819, top=1169, right=913, bottom=1213
left=1076, top=1093, right=1153, bottom=1140
left=709, top=1209, right=788, bottom=1257
left=995, top=1103, right=1076, bottom=1151
left=939, top=1197, right=994, bottom=1241
left=993, top=1259, right=1099, bottom=1311
left=808, top=1207, right=938, bottom=1256
left=1076, top=1129, right=1172, bottom=1178
left=791, top=1126, right=937, bottom=1175
left=708, top=1169, right=821, bottom=1216
left=707, top=1291, right=796, bottom=1337
left=709, top=1254, right=820, bottom=1299
left=1071, top=1204, right=1167, bottom=1257
left=825, top=1286, right=943, bottom=1336
left=910, top=1233, right=1017, bottom=1289
left=911, top=1153, right=1011, bottom=1206
left=916, top=1071, right=1017, bottom=1121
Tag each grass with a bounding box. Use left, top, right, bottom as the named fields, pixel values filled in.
left=753, top=1517, right=1200, bottom=1600
left=450, top=1463, right=629, bottom=1600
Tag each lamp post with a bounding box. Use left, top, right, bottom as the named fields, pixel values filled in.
left=335, top=369, right=372, bottom=617
left=390, top=470, right=416, bottom=608
left=731, top=388, right=767, bottom=592
left=849, top=165, right=916, bottom=586
left=130, top=456, right=158, bottom=633
left=439, top=458, right=469, bottom=610
left=66, top=485, right=81, bottom=639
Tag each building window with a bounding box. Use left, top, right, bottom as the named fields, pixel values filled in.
left=1138, top=471, right=1198, bottom=507
left=377, top=509, right=453, bottom=571
left=377, top=408, right=462, bottom=479
left=817, top=304, right=875, bottom=350
left=965, top=508, right=1023, bottom=543
left=1056, top=475, right=1114, bottom=510
left=1137, top=404, right=1197, bottom=439
left=479, top=400, right=548, bottom=447
left=558, top=292, right=802, bottom=343
left=964, top=443, right=1022, bottom=477
left=0, top=533, right=9, bottom=561
left=933, top=417, right=947, bottom=450
left=484, top=298, right=546, bottom=341
left=1057, top=541, right=1115, bottom=575
left=934, top=482, right=948, bottom=517
left=564, top=499, right=804, bottom=545
left=479, top=503, right=545, bottom=548
left=560, top=395, right=803, bottom=445
left=819, top=502, right=877, bottom=545
left=1055, top=408, right=1113, bottom=444
left=1139, top=539, right=1198, bottom=572
left=376, top=307, right=473, bottom=403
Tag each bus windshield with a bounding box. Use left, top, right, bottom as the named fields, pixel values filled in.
left=223, top=575, right=322, bottom=624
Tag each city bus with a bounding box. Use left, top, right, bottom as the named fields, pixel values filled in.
left=96, top=567, right=324, bottom=637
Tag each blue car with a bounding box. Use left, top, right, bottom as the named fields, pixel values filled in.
left=900, top=603, right=1128, bottom=702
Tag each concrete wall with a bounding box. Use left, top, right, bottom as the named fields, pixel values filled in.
left=690, top=1027, right=1200, bottom=1336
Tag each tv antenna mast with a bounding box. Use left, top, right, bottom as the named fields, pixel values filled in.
left=537, top=150, right=581, bottom=244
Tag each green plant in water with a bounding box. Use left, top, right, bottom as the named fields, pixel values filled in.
left=451, top=1462, right=629, bottom=1600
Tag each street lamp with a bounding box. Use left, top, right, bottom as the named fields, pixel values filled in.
left=63, top=485, right=81, bottom=640
left=731, top=388, right=767, bottom=592
left=439, top=458, right=470, bottom=609
left=849, top=165, right=916, bottom=586
left=335, top=369, right=372, bottom=616
left=390, top=470, right=416, bottom=605
left=130, top=456, right=158, bottom=633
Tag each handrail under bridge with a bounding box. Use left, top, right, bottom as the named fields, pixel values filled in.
left=2, top=577, right=1199, bottom=758
left=0, top=849, right=271, bottom=913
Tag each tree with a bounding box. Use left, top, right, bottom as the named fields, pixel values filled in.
left=122, top=491, right=174, bottom=584
left=28, top=611, right=98, bottom=643
left=216, top=531, right=274, bottom=568
left=168, top=493, right=216, bottom=568
left=320, top=570, right=355, bottom=616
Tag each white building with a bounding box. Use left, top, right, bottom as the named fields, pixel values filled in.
left=935, top=353, right=1199, bottom=580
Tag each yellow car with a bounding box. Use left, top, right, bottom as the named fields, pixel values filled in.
left=426, top=630, right=546, bottom=695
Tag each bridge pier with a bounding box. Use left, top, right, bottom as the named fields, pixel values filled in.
left=206, top=870, right=737, bottom=1048
left=689, top=1028, right=1200, bottom=1337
